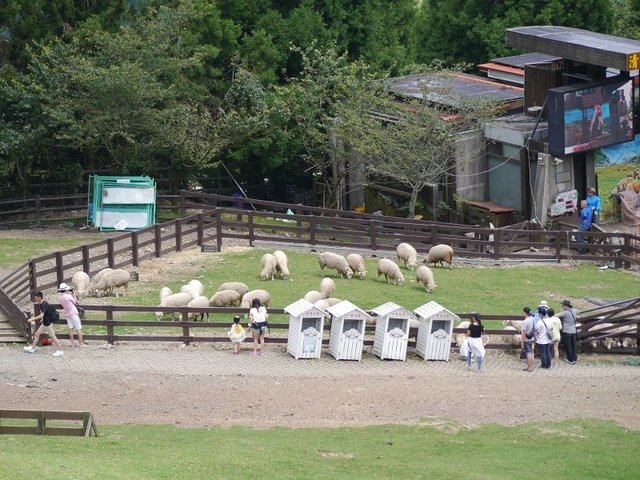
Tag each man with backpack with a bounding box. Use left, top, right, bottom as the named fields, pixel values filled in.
left=521, top=307, right=535, bottom=372
left=23, top=291, right=64, bottom=356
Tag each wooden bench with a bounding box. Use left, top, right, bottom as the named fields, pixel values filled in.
left=0, top=410, right=98, bottom=437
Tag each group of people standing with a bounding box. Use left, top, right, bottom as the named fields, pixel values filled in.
left=521, top=299, right=578, bottom=372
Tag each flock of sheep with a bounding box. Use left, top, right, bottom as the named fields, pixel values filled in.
left=70, top=268, right=131, bottom=299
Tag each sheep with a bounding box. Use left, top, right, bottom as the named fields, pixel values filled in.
left=304, top=290, right=324, bottom=304
left=396, top=243, right=418, bottom=270
left=260, top=253, right=277, bottom=281
left=455, top=321, right=471, bottom=359
left=209, top=290, right=241, bottom=307
left=318, top=252, right=353, bottom=279
left=92, top=269, right=131, bottom=297
left=503, top=319, right=523, bottom=332
left=314, top=299, right=330, bottom=311
left=346, top=253, right=367, bottom=279
left=187, top=295, right=211, bottom=321
left=324, top=297, right=342, bottom=307
left=179, top=284, right=199, bottom=300
left=424, top=244, right=454, bottom=269
left=501, top=326, right=522, bottom=347
left=587, top=322, right=615, bottom=349
left=376, top=258, right=405, bottom=285
left=415, top=265, right=436, bottom=293
left=188, top=279, right=204, bottom=296
left=156, top=292, right=193, bottom=320
left=71, top=271, right=90, bottom=299
left=88, top=267, right=113, bottom=296
left=240, top=289, right=271, bottom=309
left=217, top=282, right=249, bottom=298
left=320, top=277, right=336, bottom=298
left=159, top=287, right=173, bottom=303
left=273, top=250, right=290, bottom=279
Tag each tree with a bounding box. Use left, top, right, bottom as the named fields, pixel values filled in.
left=351, top=66, right=500, bottom=218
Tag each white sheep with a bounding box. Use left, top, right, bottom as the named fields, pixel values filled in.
left=503, top=319, right=523, bottom=332
left=376, top=258, right=405, bottom=285
left=209, top=290, right=241, bottom=307
left=424, top=244, right=454, bottom=269
left=320, top=277, right=336, bottom=298
left=304, top=290, right=324, bottom=304
left=240, top=289, right=271, bottom=309
left=260, top=253, right=277, bottom=281
left=93, top=269, right=131, bottom=297
left=217, top=282, right=249, bottom=298
left=396, top=243, right=418, bottom=270
left=455, top=321, right=470, bottom=358
left=188, top=279, right=204, bottom=296
left=159, top=286, right=173, bottom=303
left=273, top=250, right=290, bottom=279
left=179, top=284, right=199, bottom=300
left=318, top=252, right=353, bottom=279
left=324, top=297, right=342, bottom=307
left=71, top=271, right=90, bottom=299
left=187, top=295, right=211, bottom=321
left=588, top=322, right=616, bottom=349
left=346, top=253, right=367, bottom=279
left=415, top=265, right=436, bottom=293
left=156, top=292, right=193, bottom=320
left=314, top=299, right=330, bottom=311
left=501, top=326, right=522, bottom=347
left=88, top=267, right=113, bottom=296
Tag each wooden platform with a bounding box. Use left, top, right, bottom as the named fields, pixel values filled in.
left=0, top=410, right=98, bottom=437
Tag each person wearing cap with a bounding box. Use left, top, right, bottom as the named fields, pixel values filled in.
left=58, top=282, right=83, bottom=347
left=577, top=199, right=592, bottom=254
left=521, top=307, right=535, bottom=372
left=586, top=187, right=601, bottom=224
left=557, top=299, right=578, bottom=364
left=465, top=312, right=485, bottom=372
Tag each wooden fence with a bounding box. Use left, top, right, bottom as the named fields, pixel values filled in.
left=0, top=410, right=98, bottom=437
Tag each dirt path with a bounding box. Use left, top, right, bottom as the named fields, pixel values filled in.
left=2, top=343, right=639, bottom=430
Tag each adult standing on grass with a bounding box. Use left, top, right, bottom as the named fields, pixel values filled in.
left=24, top=291, right=64, bottom=357
left=465, top=312, right=485, bottom=372
left=548, top=308, right=562, bottom=367
left=248, top=298, right=268, bottom=356
left=577, top=199, right=592, bottom=254
left=557, top=299, right=578, bottom=364
left=535, top=306, right=552, bottom=369
left=58, top=282, right=83, bottom=347
left=586, top=187, right=601, bottom=224
left=521, top=307, right=535, bottom=372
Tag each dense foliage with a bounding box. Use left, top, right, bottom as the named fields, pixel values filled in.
left=0, top=0, right=632, bottom=205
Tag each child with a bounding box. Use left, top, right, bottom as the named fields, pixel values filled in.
left=228, top=315, right=246, bottom=354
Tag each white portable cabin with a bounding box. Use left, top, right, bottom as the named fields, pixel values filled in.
left=285, top=299, right=327, bottom=359
left=414, top=301, right=458, bottom=361
left=327, top=300, right=370, bottom=361
left=371, top=302, right=414, bottom=361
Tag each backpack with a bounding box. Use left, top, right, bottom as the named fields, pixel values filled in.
left=42, top=302, right=59, bottom=324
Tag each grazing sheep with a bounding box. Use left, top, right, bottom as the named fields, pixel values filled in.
left=217, top=282, right=249, bottom=298
left=324, top=297, right=342, bottom=307
left=501, top=326, right=521, bottom=347
left=159, top=286, right=173, bottom=303
left=396, top=243, right=418, bottom=270
left=304, top=290, right=324, bottom=304
left=240, top=289, right=271, bottom=309
left=88, top=268, right=113, bottom=296
left=187, top=295, right=211, bottom=321
left=415, top=265, right=436, bottom=293
left=314, top=299, right=330, bottom=311
left=209, top=290, right=241, bottom=307
left=179, top=284, right=199, bottom=300
left=71, top=271, right=90, bottom=299
left=273, top=250, right=290, bottom=279
left=424, top=244, right=454, bottom=269
left=318, top=252, right=353, bottom=279
left=260, top=253, right=277, bottom=281
left=156, top=292, right=193, bottom=320
left=93, top=269, right=131, bottom=297
left=188, top=279, right=204, bottom=296
left=376, top=258, right=405, bottom=285
left=503, top=319, right=523, bottom=332
left=319, top=277, right=336, bottom=298
left=346, top=253, right=367, bottom=279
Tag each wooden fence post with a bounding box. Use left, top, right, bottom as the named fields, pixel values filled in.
left=28, top=261, right=37, bottom=291
left=175, top=220, right=182, bottom=252
left=154, top=225, right=162, bottom=258
left=197, top=214, right=204, bottom=246
left=431, top=225, right=438, bottom=246
left=493, top=229, right=501, bottom=260
left=55, top=251, right=64, bottom=286
left=106, top=239, right=115, bottom=268
left=623, top=234, right=631, bottom=269
left=248, top=211, right=254, bottom=247
left=179, top=190, right=186, bottom=217
left=369, top=220, right=377, bottom=251
left=131, top=231, right=139, bottom=267
left=554, top=233, right=562, bottom=263
left=82, top=245, right=90, bottom=274
left=35, top=196, right=41, bottom=227
left=309, top=216, right=316, bottom=246
left=181, top=311, right=190, bottom=346
left=215, top=210, right=222, bottom=252
left=106, top=308, right=115, bottom=345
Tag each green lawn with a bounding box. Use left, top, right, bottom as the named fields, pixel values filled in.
left=0, top=234, right=104, bottom=270
left=0, top=420, right=637, bottom=479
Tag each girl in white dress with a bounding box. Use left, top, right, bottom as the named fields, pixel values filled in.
left=228, top=316, right=247, bottom=354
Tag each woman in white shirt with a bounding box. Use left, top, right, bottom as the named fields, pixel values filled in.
left=535, top=306, right=553, bottom=369
left=248, top=298, right=268, bottom=356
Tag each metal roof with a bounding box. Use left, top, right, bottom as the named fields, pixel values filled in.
left=327, top=300, right=370, bottom=319
left=506, top=26, right=640, bottom=72
left=284, top=299, right=327, bottom=317
left=371, top=302, right=415, bottom=319
left=386, top=73, right=523, bottom=108
left=414, top=301, right=459, bottom=320
left=491, top=52, right=561, bottom=68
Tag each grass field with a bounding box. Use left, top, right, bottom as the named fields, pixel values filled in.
left=0, top=420, right=637, bottom=479
left=0, top=233, right=104, bottom=269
